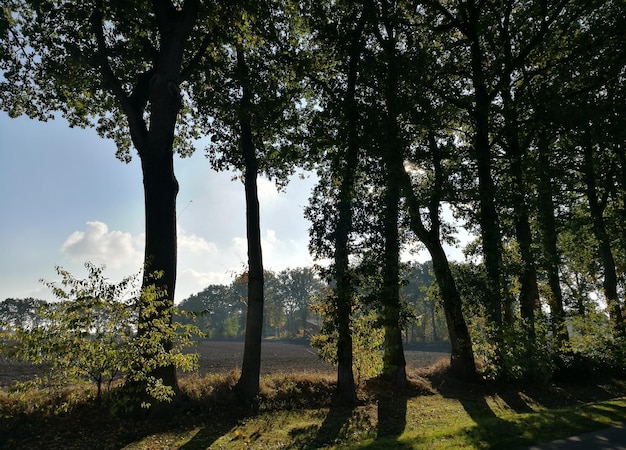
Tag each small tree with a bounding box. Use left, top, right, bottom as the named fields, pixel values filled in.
left=311, top=296, right=384, bottom=385
left=3, top=263, right=200, bottom=407
left=6, top=264, right=137, bottom=398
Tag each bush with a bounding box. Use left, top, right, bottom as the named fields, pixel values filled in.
left=1, top=263, right=201, bottom=408
left=311, top=298, right=384, bottom=384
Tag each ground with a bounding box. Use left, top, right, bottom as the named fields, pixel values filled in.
left=0, top=340, right=451, bottom=387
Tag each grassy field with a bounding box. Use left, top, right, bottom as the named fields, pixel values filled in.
left=2, top=361, right=626, bottom=449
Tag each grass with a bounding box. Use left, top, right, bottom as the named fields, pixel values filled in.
left=2, top=362, right=626, bottom=449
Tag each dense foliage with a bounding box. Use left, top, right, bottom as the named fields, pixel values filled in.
left=0, top=264, right=200, bottom=407
left=2, top=0, right=625, bottom=410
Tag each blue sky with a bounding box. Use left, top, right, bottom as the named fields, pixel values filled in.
left=0, top=111, right=470, bottom=304
left=0, top=112, right=318, bottom=303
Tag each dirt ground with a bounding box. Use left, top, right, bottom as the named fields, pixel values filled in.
left=193, top=340, right=450, bottom=376
left=0, top=340, right=451, bottom=387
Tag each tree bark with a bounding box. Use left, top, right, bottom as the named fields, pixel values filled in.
left=536, top=130, right=569, bottom=345
left=234, top=46, right=265, bottom=404
left=582, top=130, right=625, bottom=337
left=397, top=135, right=476, bottom=379
left=377, top=7, right=407, bottom=385
left=100, top=0, right=200, bottom=394
left=465, top=4, right=505, bottom=374
left=501, top=86, right=539, bottom=345
left=330, top=10, right=367, bottom=404
left=381, top=155, right=407, bottom=385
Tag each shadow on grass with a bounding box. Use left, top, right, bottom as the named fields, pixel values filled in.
left=357, top=377, right=432, bottom=450
left=430, top=368, right=626, bottom=449
left=297, top=404, right=357, bottom=449
left=0, top=401, right=208, bottom=450
left=178, top=411, right=248, bottom=450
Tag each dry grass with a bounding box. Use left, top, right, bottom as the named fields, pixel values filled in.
left=2, top=362, right=626, bottom=449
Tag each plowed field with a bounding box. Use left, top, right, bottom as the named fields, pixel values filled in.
left=0, top=340, right=450, bottom=387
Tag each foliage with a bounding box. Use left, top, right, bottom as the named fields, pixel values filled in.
left=311, top=297, right=384, bottom=384
left=125, top=276, right=201, bottom=407
left=1, top=263, right=200, bottom=407
left=177, top=267, right=325, bottom=340
left=0, top=298, right=46, bottom=330
left=3, top=264, right=138, bottom=398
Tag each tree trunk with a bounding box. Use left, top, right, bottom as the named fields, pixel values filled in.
left=381, top=155, right=407, bottom=385
left=582, top=130, right=624, bottom=337
left=91, top=1, right=201, bottom=399
left=378, top=14, right=407, bottom=386
left=536, top=130, right=569, bottom=345
left=397, top=140, right=476, bottom=379
left=429, top=241, right=476, bottom=379
left=234, top=47, right=265, bottom=404
left=466, top=8, right=504, bottom=372
left=138, top=132, right=180, bottom=390
left=329, top=9, right=368, bottom=405
left=502, top=86, right=539, bottom=346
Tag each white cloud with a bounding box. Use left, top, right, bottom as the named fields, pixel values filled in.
left=61, top=221, right=143, bottom=270
left=257, top=177, right=280, bottom=202
left=175, top=268, right=236, bottom=302
left=178, top=228, right=218, bottom=255
left=58, top=221, right=313, bottom=303
left=230, top=229, right=313, bottom=272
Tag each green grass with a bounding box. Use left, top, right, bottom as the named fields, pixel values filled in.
left=2, top=366, right=626, bottom=449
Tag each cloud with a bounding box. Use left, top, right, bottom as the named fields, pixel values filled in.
left=58, top=221, right=314, bottom=303
left=175, top=268, right=236, bottom=302
left=61, top=221, right=143, bottom=270
left=178, top=229, right=218, bottom=255
left=257, top=177, right=280, bottom=203
left=231, top=229, right=313, bottom=271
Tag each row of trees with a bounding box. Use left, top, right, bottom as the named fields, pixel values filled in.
left=177, top=267, right=325, bottom=339
left=300, top=0, right=625, bottom=403
left=2, top=0, right=624, bottom=407
left=1, top=262, right=440, bottom=343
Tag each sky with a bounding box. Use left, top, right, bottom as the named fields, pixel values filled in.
left=0, top=112, right=468, bottom=304
left=0, top=113, right=321, bottom=303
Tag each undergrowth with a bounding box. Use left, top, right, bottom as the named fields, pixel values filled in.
left=2, top=363, right=626, bottom=449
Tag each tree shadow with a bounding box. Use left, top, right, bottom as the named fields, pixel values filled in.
left=178, top=411, right=249, bottom=450
left=292, top=404, right=357, bottom=449
left=371, top=389, right=410, bottom=448
left=433, top=375, right=529, bottom=448
left=358, top=378, right=431, bottom=450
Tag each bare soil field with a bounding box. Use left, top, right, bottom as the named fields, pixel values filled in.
left=0, top=340, right=450, bottom=387
left=193, top=340, right=450, bottom=376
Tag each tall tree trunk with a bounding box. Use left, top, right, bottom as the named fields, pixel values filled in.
left=91, top=0, right=201, bottom=398
left=502, top=86, right=539, bottom=346
left=466, top=6, right=504, bottom=373
left=328, top=8, right=367, bottom=405
left=398, top=137, right=476, bottom=379
left=536, top=130, right=569, bottom=345
left=582, top=130, right=625, bottom=337
left=378, top=10, right=407, bottom=386
left=138, top=131, right=180, bottom=391
left=381, top=154, right=407, bottom=385
left=234, top=46, right=265, bottom=403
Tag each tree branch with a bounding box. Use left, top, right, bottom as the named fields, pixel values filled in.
left=90, top=3, right=147, bottom=148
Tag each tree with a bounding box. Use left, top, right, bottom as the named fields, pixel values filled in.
left=0, top=298, right=45, bottom=330
left=302, top=0, right=369, bottom=405
left=178, top=284, right=245, bottom=339
left=367, top=0, right=408, bottom=385
left=191, top=0, right=308, bottom=403
left=276, top=267, right=324, bottom=337
left=1, top=0, right=215, bottom=395
left=3, top=264, right=198, bottom=403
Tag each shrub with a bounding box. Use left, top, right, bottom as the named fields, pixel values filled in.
left=1, top=263, right=201, bottom=408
